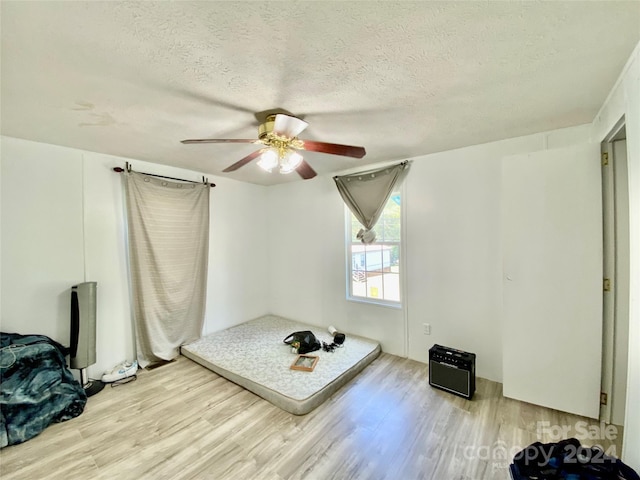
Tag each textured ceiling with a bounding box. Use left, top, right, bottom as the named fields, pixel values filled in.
left=1, top=1, right=639, bottom=186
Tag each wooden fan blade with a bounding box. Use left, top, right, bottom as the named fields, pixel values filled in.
left=296, top=160, right=317, bottom=180
left=300, top=140, right=366, bottom=158
left=181, top=139, right=258, bottom=144
left=222, top=149, right=264, bottom=173
left=273, top=114, right=309, bottom=138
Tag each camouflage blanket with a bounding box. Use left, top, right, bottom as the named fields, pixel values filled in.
left=0, top=333, right=87, bottom=448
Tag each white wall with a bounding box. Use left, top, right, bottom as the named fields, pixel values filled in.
left=204, top=175, right=270, bottom=334
left=405, top=143, right=501, bottom=381
left=266, top=124, right=591, bottom=382
left=591, top=41, right=640, bottom=470
left=266, top=178, right=407, bottom=355
left=1, top=139, right=85, bottom=343
left=0, top=136, right=269, bottom=379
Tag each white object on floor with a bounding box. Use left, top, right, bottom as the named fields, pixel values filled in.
left=101, top=360, right=138, bottom=383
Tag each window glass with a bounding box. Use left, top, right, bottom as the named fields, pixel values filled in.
left=347, top=193, right=401, bottom=304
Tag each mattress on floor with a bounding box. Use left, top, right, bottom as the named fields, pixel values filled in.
left=181, top=315, right=381, bottom=415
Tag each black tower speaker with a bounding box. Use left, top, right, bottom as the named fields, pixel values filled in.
left=70, top=282, right=104, bottom=396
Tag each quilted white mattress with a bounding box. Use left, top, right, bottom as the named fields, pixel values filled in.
left=180, top=315, right=381, bottom=415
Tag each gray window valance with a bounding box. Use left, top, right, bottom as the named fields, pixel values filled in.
left=334, top=161, right=410, bottom=243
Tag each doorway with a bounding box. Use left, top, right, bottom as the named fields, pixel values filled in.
left=600, top=120, right=629, bottom=426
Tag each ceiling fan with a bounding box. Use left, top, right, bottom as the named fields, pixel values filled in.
left=181, top=113, right=366, bottom=180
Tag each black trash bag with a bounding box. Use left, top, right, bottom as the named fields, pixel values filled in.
left=511, top=437, right=639, bottom=480
left=283, top=331, right=321, bottom=354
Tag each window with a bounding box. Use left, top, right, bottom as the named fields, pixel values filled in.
left=346, top=191, right=402, bottom=305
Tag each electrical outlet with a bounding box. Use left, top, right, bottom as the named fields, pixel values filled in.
left=423, top=323, right=431, bottom=335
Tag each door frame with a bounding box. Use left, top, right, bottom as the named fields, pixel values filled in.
left=600, top=116, right=628, bottom=424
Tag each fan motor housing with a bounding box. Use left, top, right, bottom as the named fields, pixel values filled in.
left=258, top=114, right=277, bottom=140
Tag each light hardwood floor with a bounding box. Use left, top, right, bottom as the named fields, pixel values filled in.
left=0, top=353, right=622, bottom=480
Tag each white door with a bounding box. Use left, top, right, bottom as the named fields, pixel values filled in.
left=502, top=143, right=602, bottom=419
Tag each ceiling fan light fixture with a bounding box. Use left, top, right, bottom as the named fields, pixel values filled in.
left=279, top=150, right=303, bottom=174
left=182, top=112, right=364, bottom=180
left=256, top=148, right=278, bottom=172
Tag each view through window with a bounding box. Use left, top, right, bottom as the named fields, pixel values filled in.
left=347, top=192, right=401, bottom=304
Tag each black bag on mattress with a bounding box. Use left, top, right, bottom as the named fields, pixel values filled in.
left=283, top=331, right=321, bottom=354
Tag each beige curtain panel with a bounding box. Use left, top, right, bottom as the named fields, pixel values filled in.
left=124, top=172, right=210, bottom=367
left=334, top=161, right=410, bottom=243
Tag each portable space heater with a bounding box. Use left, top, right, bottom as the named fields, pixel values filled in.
left=70, top=281, right=104, bottom=396
left=428, top=344, right=476, bottom=399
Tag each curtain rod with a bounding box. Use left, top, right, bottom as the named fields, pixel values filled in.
left=112, top=163, right=215, bottom=187
left=332, top=160, right=409, bottom=180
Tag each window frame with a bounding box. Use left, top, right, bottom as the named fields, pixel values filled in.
left=344, top=186, right=405, bottom=308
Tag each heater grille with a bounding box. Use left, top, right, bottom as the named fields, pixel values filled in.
left=69, top=282, right=97, bottom=370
